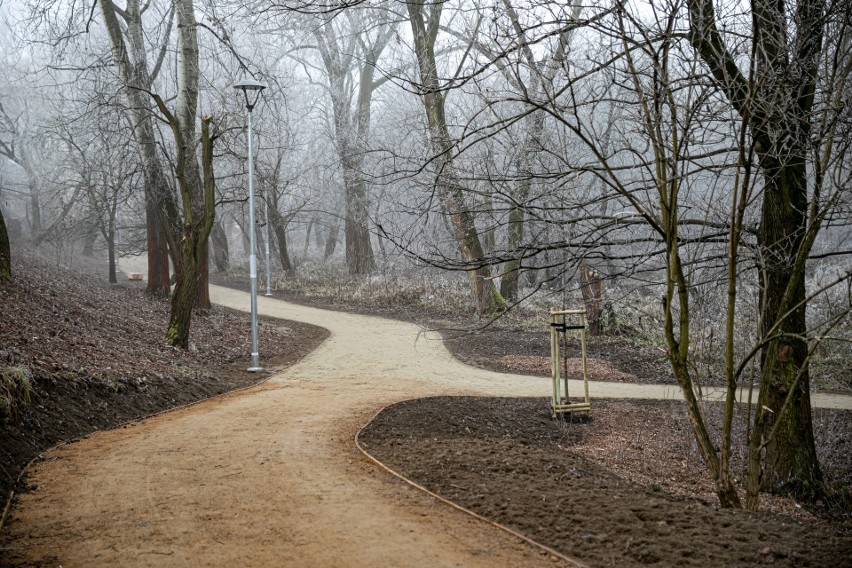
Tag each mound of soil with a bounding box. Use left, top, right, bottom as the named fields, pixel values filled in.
left=0, top=252, right=328, bottom=520
left=358, top=397, right=852, bottom=567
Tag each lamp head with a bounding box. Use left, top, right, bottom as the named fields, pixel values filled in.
left=234, top=78, right=267, bottom=111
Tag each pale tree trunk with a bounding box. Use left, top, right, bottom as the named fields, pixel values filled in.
left=313, top=16, right=392, bottom=275
left=407, top=1, right=504, bottom=315
left=17, top=151, right=43, bottom=241
left=324, top=220, right=339, bottom=259
left=303, top=216, right=315, bottom=259
left=82, top=224, right=97, bottom=258
left=100, top=0, right=179, bottom=297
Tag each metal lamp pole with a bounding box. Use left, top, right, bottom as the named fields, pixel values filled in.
left=234, top=78, right=266, bottom=372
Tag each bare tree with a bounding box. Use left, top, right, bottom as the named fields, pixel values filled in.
left=685, top=0, right=850, bottom=504
left=311, top=9, right=396, bottom=275
left=99, top=0, right=180, bottom=297
left=406, top=0, right=505, bottom=315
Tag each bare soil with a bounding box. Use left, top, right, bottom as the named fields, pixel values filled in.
left=1, top=257, right=850, bottom=567
left=359, top=396, right=852, bottom=567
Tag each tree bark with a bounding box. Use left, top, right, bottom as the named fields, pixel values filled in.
left=579, top=261, right=605, bottom=336
left=82, top=224, right=97, bottom=258
left=268, top=200, right=294, bottom=275
left=0, top=207, right=11, bottom=282
left=324, top=221, right=339, bottom=259
left=162, top=0, right=214, bottom=348
left=500, top=204, right=524, bottom=301
left=164, top=112, right=217, bottom=348
left=313, top=17, right=387, bottom=276
left=407, top=1, right=504, bottom=315
left=107, top=221, right=117, bottom=284
left=209, top=220, right=230, bottom=273
left=343, top=174, right=374, bottom=274
left=687, top=0, right=823, bottom=502
left=498, top=1, right=582, bottom=301
left=196, top=244, right=210, bottom=310
left=100, top=0, right=179, bottom=297
left=303, top=216, right=315, bottom=259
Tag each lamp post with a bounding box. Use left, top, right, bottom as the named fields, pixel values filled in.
left=234, top=78, right=266, bottom=372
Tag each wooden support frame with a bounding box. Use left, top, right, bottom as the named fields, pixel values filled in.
left=549, top=308, right=591, bottom=415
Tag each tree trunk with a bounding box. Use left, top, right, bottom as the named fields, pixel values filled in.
left=164, top=113, right=217, bottom=348
left=195, top=244, right=210, bottom=310
left=303, top=216, right=315, bottom=259
left=344, top=175, right=374, bottom=275
left=500, top=204, right=524, bottom=301
left=268, top=205, right=293, bottom=275
left=26, top=176, right=42, bottom=240
left=498, top=1, right=582, bottom=302
left=750, top=161, right=820, bottom=497
left=324, top=221, right=339, bottom=259
left=100, top=0, right=179, bottom=297
left=671, top=359, right=743, bottom=508
left=166, top=227, right=199, bottom=348
left=687, top=0, right=823, bottom=504
left=313, top=17, right=390, bottom=276
left=407, top=1, right=504, bottom=315
left=146, top=202, right=171, bottom=296
left=107, top=222, right=117, bottom=284
left=0, top=207, right=11, bottom=282
left=579, top=260, right=606, bottom=336
left=82, top=224, right=97, bottom=258
left=162, top=0, right=214, bottom=348
left=209, top=219, right=229, bottom=273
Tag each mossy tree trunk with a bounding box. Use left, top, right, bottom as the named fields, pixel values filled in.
left=162, top=113, right=217, bottom=348
left=159, top=0, right=214, bottom=348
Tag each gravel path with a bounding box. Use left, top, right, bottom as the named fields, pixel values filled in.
left=5, top=284, right=850, bottom=567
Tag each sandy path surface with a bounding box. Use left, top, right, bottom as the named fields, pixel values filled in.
left=5, top=284, right=851, bottom=567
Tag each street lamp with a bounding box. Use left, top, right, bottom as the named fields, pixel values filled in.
left=234, top=78, right=266, bottom=372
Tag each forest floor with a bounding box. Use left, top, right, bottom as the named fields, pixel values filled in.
left=0, top=253, right=850, bottom=567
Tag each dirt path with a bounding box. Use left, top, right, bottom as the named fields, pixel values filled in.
left=5, top=285, right=851, bottom=567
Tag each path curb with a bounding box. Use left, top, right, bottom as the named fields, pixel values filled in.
left=355, top=398, right=590, bottom=568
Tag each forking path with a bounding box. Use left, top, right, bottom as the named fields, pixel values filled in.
left=4, top=266, right=849, bottom=566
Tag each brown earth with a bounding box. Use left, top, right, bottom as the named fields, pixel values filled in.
left=359, top=396, right=851, bottom=567
left=0, top=256, right=850, bottom=567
